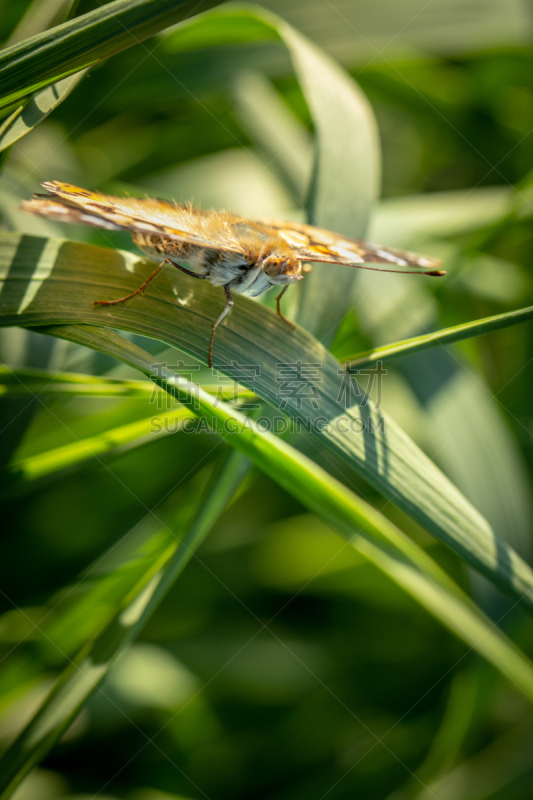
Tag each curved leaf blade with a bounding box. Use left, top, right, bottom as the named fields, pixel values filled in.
left=344, top=304, right=533, bottom=369
left=0, top=70, right=86, bottom=153
left=12, top=326, right=533, bottom=703
left=2, top=233, right=532, bottom=613
left=0, top=446, right=250, bottom=799
left=7, top=406, right=192, bottom=482
left=0, top=0, right=223, bottom=110
left=0, top=364, right=255, bottom=398
left=164, top=4, right=380, bottom=341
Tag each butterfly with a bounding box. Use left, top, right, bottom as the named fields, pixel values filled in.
left=22, top=181, right=445, bottom=367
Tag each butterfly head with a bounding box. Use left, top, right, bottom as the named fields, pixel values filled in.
left=261, top=254, right=303, bottom=286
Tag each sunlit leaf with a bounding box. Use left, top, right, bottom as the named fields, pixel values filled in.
left=0, top=446, right=250, bottom=797
left=2, top=232, right=533, bottom=616
left=164, top=4, right=380, bottom=342
left=343, top=304, right=533, bottom=368
left=12, top=327, right=533, bottom=701
left=0, top=0, right=223, bottom=110
left=0, top=71, right=86, bottom=153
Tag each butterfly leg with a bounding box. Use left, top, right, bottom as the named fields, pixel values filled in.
left=93, top=258, right=171, bottom=308
left=276, top=285, right=295, bottom=329
left=172, top=263, right=208, bottom=280
left=209, top=285, right=234, bottom=368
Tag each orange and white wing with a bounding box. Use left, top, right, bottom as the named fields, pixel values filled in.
left=21, top=181, right=241, bottom=255
left=262, top=217, right=444, bottom=274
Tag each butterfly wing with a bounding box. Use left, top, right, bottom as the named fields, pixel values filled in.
left=21, top=183, right=444, bottom=275
left=21, top=181, right=242, bottom=255
left=262, top=217, right=443, bottom=273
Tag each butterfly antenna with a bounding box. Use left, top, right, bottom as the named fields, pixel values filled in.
left=355, top=265, right=446, bottom=277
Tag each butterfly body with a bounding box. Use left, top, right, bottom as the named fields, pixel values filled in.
left=130, top=226, right=302, bottom=298
left=21, top=181, right=444, bottom=366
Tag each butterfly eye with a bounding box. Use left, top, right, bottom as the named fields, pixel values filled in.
left=263, top=258, right=282, bottom=277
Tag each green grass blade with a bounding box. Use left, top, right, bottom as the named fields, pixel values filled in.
left=107, top=362, right=533, bottom=701
left=1, top=364, right=254, bottom=493
left=0, top=453, right=219, bottom=701
left=231, top=70, right=313, bottom=203
left=0, top=70, right=86, bottom=152
left=2, top=335, right=532, bottom=799
left=5, top=0, right=78, bottom=47
left=0, top=0, right=222, bottom=109
left=164, top=5, right=380, bottom=341
left=356, top=193, right=532, bottom=563
left=0, top=446, right=250, bottom=799
left=343, top=304, right=533, bottom=369
left=0, top=364, right=255, bottom=398
left=5, top=383, right=249, bottom=490
left=7, top=406, right=193, bottom=482
left=0, top=364, right=155, bottom=395
left=17, top=333, right=533, bottom=702
left=279, top=21, right=379, bottom=340
left=2, top=232, right=533, bottom=614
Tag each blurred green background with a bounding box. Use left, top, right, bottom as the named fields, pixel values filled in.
left=1, top=0, right=533, bottom=799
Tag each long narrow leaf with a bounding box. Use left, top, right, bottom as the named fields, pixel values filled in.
left=344, top=304, right=533, bottom=369
left=5, top=0, right=78, bottom=47
left=0, top=0, right=222, bottom=109
left=2, top=233, right=533, bottom=614
left=0, top=70, right=86, bottom=153
left=0, top=364, right=255, bottom=398
left=164, top=4, right=380, bottom=341
left=3, top=331, right=533, bottom=799
left=7, top=406, right=193, bottom=482
left=15, top=327, right=533, bottom=703
left=0, top=446, right=250, bottom=799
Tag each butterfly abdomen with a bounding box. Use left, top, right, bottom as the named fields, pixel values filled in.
left=132, top=232, right=213, bottom=270
left=132, top=230, right=255, bottom=288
